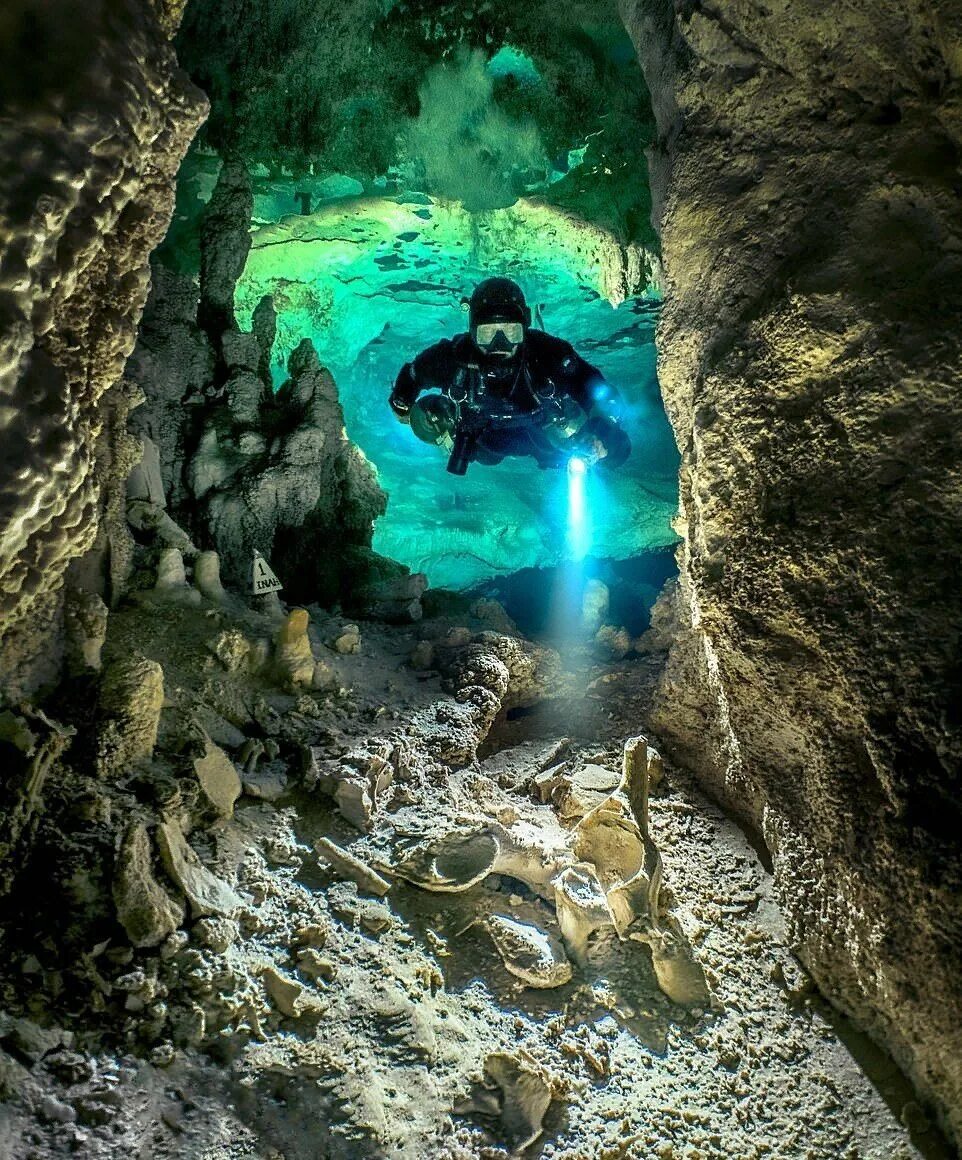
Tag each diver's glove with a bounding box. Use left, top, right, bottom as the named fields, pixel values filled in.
left=571, top=434, right=609, bottom=468
left=389, top=391, right=412, bottom=424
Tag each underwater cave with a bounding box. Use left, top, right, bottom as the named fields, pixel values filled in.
left=0, top=1, right=960, bottom=1158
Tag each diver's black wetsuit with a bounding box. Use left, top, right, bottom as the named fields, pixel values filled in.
left=391, top=329, right=631, bottom=470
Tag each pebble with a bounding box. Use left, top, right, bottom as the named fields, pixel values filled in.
left=39, top=1095, right=76, bottom=1124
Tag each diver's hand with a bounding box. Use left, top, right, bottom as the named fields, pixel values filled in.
left=576, top=436, right=608, bottom=466
left=588, top=437, right=608, bottom=464
left=389, top=393, right=412, bottom=424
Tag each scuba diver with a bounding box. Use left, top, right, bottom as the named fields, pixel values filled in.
left=389, top=277, right=631, bottom=475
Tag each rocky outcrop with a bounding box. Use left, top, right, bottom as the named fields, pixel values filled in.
left=622, top=0, right=962, bottom=1143
left=198, top=158, right=253, bottom=340
left=194, top=336, right=388, bottom=603
left=128, top=173, right=401, bottom=610
left=0, top=0, right=207, bottom=699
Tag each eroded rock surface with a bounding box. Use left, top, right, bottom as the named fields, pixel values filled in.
left=622, top=0, right=962, bottom=1141
left=0, top=0, right=206, bottom=698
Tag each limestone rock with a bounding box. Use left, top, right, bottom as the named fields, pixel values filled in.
left=198, top=159, right=253, bottom=338
left=274, top=608, right=315, bottom=688
left=97, top=656, right=165, bottom=776
left=359, top=572, right=427, bottom=623
left=194, top=551, right=226, bottom=603
left=633, top=578, right=679, bottom=655
left=624, top=0, right=962, bottom=1135
left=582, top=579, right=609, bottom=634
left=64, top=591, right=109, bottom=675
left=126, top=434, right=166, bottom=506
left=220, top=331, right=261, bottom=374
left=193, top=737, right=242, bottom=817
left=126, top=500, right=197, bottom=556
left=113, top=823, right=185, bottom=948
left=251, top=294, right=277, bottom=386
left=593, top=624, right=632, bottom=661
left=484, top=911, right=572, bottom=989
left=156, top=819, right=243, bottom=918
left=554, top=763, right=621, bottom=821
left=468, top=598, right=518, bottom=634
left=410, top=640, right=435, bottom=670
left=161, top=332, right=388, bottom=604
left=0, top=1, right=205, bottom=699
left=225, top=371, right=265, bottom=428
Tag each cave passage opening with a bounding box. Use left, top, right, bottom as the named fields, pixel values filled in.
left=164, top=0, right=680, bottom=637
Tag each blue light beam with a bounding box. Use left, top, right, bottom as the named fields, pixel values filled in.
left=566, top=456, right=591, bottom=560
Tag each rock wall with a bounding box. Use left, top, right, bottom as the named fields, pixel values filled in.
left=622, top=0, right=962, bottom=1142
left=0, top=0, right=206, bottom=699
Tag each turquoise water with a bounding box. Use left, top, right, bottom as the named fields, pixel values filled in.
left=232, top=193, right=679, bottom=590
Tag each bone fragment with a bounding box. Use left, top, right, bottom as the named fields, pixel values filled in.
left=315, top=837, right=392, bottom=896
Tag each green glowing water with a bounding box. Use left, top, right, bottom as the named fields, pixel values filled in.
left=233, top=194, right=679, bottom=589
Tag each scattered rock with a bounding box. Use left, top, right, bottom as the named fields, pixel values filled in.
left=295, top=949, right=337, bottom=982
left=210, top=628, right=253, bottom=673
left=310, top=741, right=395, bottom=830
left=262, top=966, right=325, bottom=1019
left=193, top=916, right=238, bottom=953
left=332, top=624, right=361, bottom=654
left=315, top=837, right=392, bottom=896
left=241, top=764, right=289, bottom=802
left=531, top=761, right=569, bottom=804
left=484, top=911, right=573, bottom=989
left=156, top=819, right=243, bottom=917
left=594, top=624, right=632, bottom=660
left=554, top=763, right=621, bottom=820
left=113, top=822, right=185, bottom=948
left=193, top=736, right=242, bottom=817
left=410, top=639, right=435, bottom=670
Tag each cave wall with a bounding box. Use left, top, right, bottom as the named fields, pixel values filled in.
left=0, top=0, right=206, bottom=699
left=621, top=0, right=962, bottom=1140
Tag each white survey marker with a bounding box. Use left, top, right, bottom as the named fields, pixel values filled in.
left=251, top=549, right=283, bottom=595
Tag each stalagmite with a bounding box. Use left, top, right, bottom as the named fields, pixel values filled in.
left=194, top=551, right=226, bottom=603
left=273, top=608, right=315, bottom=688
left=97, top=656, right=165, bottom=776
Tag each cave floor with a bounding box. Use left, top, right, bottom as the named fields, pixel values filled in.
left=0, top=595, right=936, bottom=1160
